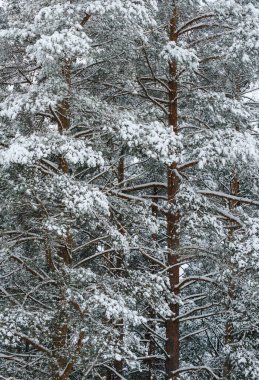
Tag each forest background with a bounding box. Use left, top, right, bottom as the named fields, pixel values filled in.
left=0, top=1, right=258, bottom=379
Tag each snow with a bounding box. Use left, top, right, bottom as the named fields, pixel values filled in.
left=161, top=41, right=199, bottom=71
left=0, top=133, right=104, bottom=168
left=112, top=117, right=182, bottom=164
left=0, top=0, right=258, bottom=379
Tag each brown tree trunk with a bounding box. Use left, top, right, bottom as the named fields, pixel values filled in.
left=224, top=77, right=241, bottom=379
left=57, top=61, right=73, bottom=263
left=43, top=12, right=91, bottom=380
left=223, top=174, right=239, bottom=380
left=51, top=60, right=73, bottom=380
left=111, top=155, right=125, bottom=380
left=106, top=368, right=112, bottom=380
left=147, top=309, right=157, bottom=380
left=165, top=2, right=181, bottom=379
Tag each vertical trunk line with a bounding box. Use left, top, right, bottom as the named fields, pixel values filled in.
left=147, top=187, right=159, bottom=380
left=52, top=61, right=72, bottom=380
left=166, top=2, right=181, bottom=379
left=224, top=80, right=240, bottom=380
left=57, top=61, right=73, bottom=265
left=147, top=309, right=157, bottom=380
left=224, top=174, right=239, bottom=380
left=48, top=13, right=91, bottom=380
left=112, top=155, right=125, bottom=379
left=144, top=187, right=160, bottom=380
left=106, top=368, right=112, bottom=380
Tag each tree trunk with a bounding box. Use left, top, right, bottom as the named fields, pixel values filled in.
left=146, top=188, right=160, bottom=380
left=52, top=61, right=72, bottom=380
left=223, top=174, right=239, bottom=380
left=113, top=155, right=125, bottom=379
left=224, top=78, right=240, bottom=379
left=165, top=2, right=181, bottom=379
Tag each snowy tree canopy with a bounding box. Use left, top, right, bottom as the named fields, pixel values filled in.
left=0, top=1, right=258, bottom=380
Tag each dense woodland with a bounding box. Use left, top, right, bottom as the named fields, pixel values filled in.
left=0, top=1, right=258, bottom=379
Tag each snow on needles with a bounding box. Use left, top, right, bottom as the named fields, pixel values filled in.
left=161, top=41, right=199, bottom=71
left=113, top=117, right=182, bottom=165
left=40, top=175, right=110, bottom=218
left=0, top=133, right=104, bottom=168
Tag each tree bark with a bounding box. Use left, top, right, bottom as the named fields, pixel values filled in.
left=223, top=174, right=239, bottom=380
left=165, top=2, right=181, bottom=379
left=111, top=155, right=125, bottom=380
left=224, top=78, right=241, bottom=380
left=51, top=56, right=74, bottom=380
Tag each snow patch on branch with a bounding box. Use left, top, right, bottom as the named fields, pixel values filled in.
left=196, top=130, right=258, bottom=170
left=52, top=176, right=110, bottom=218
left=111, top=117, right=182, bottom=164
left=27, top=28, right=91, bottom=64
left=0, top=133, right=104, bottom=168
left=85, top=0, right=157, bottom=25
left=161, top=42, right=199, bottom=71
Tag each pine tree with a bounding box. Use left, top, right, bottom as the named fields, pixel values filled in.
left=0, top=1, right=160, bottom=379
left=0, top=1, right=258, bottom=380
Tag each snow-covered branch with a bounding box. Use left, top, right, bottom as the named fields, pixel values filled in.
left=199, top=190, right=259, bottom=206
left=171, top=366, right=220, bottom=379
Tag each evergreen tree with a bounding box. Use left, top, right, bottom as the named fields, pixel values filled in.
left=0, top=1, right=258, bottom=380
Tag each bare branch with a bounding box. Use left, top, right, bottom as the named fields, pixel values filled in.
left=10, top=255, right=49, bottom=281
left=199, top=190, right=259, bottom=206
left=178, top=23, right=215, bottom=36
left=180, top=328, right=207, bottom=341
left=171, top=366, right=220, bottom=380
left=178, top=160, right=199, bottom=171
left=72, top=235, right=109, bottom=253
left=139, top=248, right=166, bottom=269
left=120, top=182, right=167, bottom=192
left=176, top=274, right=216, bottom=290
left=18, top=334, right=51, bottom=355
left=109, top=190, right=168, bottom=215
left=177, top=14, right=214, bottom=34
left=73, top=248, right=115, bottom=268
left=137, top=77, right=169, bottom=115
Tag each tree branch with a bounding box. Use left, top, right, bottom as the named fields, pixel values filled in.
left=177, top=14, right=214, bottom=34
left=199, top=190, right=259, bottom=206
left=171, top=366, right=220, bottom=380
